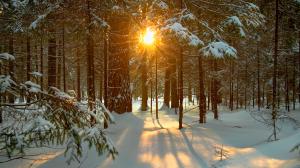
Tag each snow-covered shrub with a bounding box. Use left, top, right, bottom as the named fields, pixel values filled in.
left=250, top=108, right=300, bottom=141
left=0, top=79, right=117, bottom=163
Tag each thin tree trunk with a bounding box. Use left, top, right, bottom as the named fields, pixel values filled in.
left=8, top=33, right=14, bottom=103
left=62, top=27, right=66, bottom=92
left=141, top=52, right=148, bottom=111
left=27, top=35, right=31, bottom=82
left=257, top=43, right=261, bottom=111
left=48, top=30, right=57, bottom=88
left=40, top=37, right=44, bottom=91
left=198, top=55, right=206, bottom=123
left=86, top=0, right=95, bottom=112
left=179, top=48, right=183, bottom=129
left=272, top=0, right=279, bottom=141
left=163, top=61, right=171, bottom=107
left=76, top=34, right=81, bottom=101
left=171, top=57, right=178, bottom=109
left=285, top=55, right=289, bottom=111
left=212, top=59, right=218, bottom=120
left=293, top=52, right=296, bottom=110
left=230, top=59, right=233, bottom=111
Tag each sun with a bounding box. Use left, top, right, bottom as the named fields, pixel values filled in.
left=142, top=28, right=155, bottom=45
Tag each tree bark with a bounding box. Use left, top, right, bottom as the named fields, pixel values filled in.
left=212, top=59, right=218, bottom=120
left=272, top=0, right=279, bottom=141
left=86, top=0, right=96, bottom=112
left=141, top=52, right=148, bottom=111
left=163, top=60, right=171, bottom=107
left=198, top=55, right=206, bottom=123
left=48, top=31, right=57, bottom=88
left=107, top=13, right=132, bottom=113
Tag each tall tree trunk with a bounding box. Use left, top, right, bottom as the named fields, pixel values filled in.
left=171, top=57, right=178, bottom=109
left=40, top=37, right=44, bottom=91
left=62, top=27, right=66, bottom=92
left=257, top=43, right=261, bottom=111
left=229, top=59, right=233, bottom=111
left=8, top=33, right=14, bottom=103
left=48, top=30, right=57, bottom=88
left=163, top=61, right=171, bottom=107
left=27, top=35, right=31, bottom=82
left=107, top=13, right=132, bottom=113
left=272, top=0, right=279, bottom=141
left=236, top=70, right=239, bottom=109
left=188, top=81, right=192, bottom=103
left=285, top=55, right=289, bottom=111
left=245, top=55, right=248, bottom=109
left=212, top=59, right=218, bottom=120
left=57, top=36, right=62, bottom=89
left=76, top=34, right=81, bottom=100
left=141, top=52, right=148, bottom=111
left=293, top=52, right=296, bottom=110
left=178, top=48, right=183, bottom=129
left=103, top=24, right=108, bottom=129
left=198, top=55, right=206, bottom=123
left=86, top=0, right=95, bottom=112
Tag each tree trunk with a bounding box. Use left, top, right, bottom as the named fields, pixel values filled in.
left=198, top=55, right=206, bottom=123
left=62, top=27, right=66, bottom=92
left=257, top=43, right=261, bottom=111
left=48, top=31, right=57, bottom=88
left=40, top=37, right=44, bottom=91
left=141, top=52, right=148, bottom=111
left=107, top=13, right=132, bottom=113
left=171, top=57, right=178, bottom=109
left=76, top=34, right=81, bottom=100
left=293, top=52, right=296, bottom=110
left=27, top=35, right=31, bottom=82
left=272, top=0, right=279, bottom=141
left=212, top=59, right=218, bottom=120
left=86, top=0, right=95, bottom=112
left=229, top=59, right=233, bottom=111
left=8, top=33, right=14, bottom=103
left=285, top=55, right=289, bottom=111
left=163, top=61, right=171, bottom=107
left=178, top=48, right=183, bottom=129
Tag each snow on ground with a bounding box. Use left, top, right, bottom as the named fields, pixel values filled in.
left=1, top=99, right=300, bottom=168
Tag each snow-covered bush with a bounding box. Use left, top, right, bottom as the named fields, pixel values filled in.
left=0, top=79, right=117, bottom=163
left=250, top=108, right=300, bottom=141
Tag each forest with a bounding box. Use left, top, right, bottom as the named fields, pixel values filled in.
left=0, top=0, right=300, bottom=168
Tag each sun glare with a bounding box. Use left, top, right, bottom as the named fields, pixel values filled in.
left=142, top=28, right=155, bottom=45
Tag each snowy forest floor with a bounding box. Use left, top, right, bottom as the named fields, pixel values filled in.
left=1, top=100, right=300, bottom=168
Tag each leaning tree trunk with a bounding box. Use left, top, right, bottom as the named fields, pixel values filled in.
left=107, top=13, right=132, bottom=113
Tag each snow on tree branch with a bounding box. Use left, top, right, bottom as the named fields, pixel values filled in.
left=201, top=41, right=237, bottom=58
left=0, top=75, right=16, bottom=93
left=162, top=22, right=203, bottom=47
left=0, top=53, right=15, bottom=61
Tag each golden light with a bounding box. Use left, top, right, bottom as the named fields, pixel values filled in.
left=142, top=28, right=156, bottom=45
